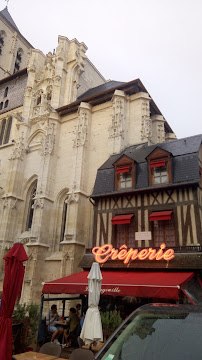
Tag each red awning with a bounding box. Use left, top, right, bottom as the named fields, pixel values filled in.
left=149, top=211, right=173, bottom=221
left=150, top=160, right=166, bottom=168
left=42, top=271, right=194, bottom=300
left=112, top=214, right=134, bottom=224
left=116, top=166, right=130, bottom=174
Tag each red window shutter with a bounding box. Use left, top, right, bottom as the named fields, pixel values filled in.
left=116, top=166, right=130, bottom=174
left=149, top=211, right=173, bottom=221
left=112, top=214, right=134, bottom=224
left=150, top=160, right=166, bottom=168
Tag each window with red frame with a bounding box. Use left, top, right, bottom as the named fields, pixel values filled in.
left=152, top=219, right=175, bottom=248
left=114, top=216, right=135, bottom=248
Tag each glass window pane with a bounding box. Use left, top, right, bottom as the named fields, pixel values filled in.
left=100, top=311, right=202, bottom=360
left=154, top=177, right=161, bottom=184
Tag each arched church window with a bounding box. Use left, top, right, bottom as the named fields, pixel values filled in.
left=4, top=87, right=8, bottom=98
left=0, top=31, right=5, bottom=55
left=4, top=117, right=12, bottom=144
left=14, top=48, right=23, bottom=74
left=0, top=119, right=6, bottom=145
left=0, top=102, right=3, bottom=110
left=0, top=117, right=12, bottom=145
left=60, top=198, right=68, bottom=242
left=4, top=99, right=9, bottom=108
left=26, top=183, right=37, bottom=230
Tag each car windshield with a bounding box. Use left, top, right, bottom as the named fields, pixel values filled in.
left=98, top=309, right=202, bottom=360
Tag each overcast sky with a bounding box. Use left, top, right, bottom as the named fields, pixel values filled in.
left=1, top=0, right=201, bottom=138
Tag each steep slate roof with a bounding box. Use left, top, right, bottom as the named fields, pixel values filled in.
left=1, top=7, right=19, bottom=31
left=58, top=79, right=174, bottom=135
left=0, top=7, right=33, bottom=48
left=77, top=81, right=124, bottom=101
left=92, top=134, right=202, bottom=197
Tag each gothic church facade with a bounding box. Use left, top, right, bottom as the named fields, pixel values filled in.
left=0, top=7, right=176, bottom=303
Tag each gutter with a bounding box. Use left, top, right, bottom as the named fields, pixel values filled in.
left=90, top=180, right=199, bottom=199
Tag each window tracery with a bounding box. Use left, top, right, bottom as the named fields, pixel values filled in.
left=0, top=31, right=5, bottom=55
left=14, top=48, right=23, bottom=73
left=0, top=117, right=12, bottom=145
left=26, top=182, right=37, bottom=230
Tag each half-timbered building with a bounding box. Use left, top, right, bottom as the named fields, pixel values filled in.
left=78, top=134, right=202, bottom=304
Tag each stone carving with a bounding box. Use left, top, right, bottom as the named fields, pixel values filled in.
left=10, top=32, right=17, bottom=54
left=54, top=75, right=61, bottom=87
left=73, top=110, right=88, bottom=147
left=9, top=133, right=25, bottom=161
left=32, top=197, right=44, bottom=209
left=45, top=52, right=55, bottom=77
left=41, top=122, right=55, bottom=155
left=142, top=101, right=150, bottom=115
left=10, top=198, right=18, bottom=209
left=24, top=87, right=33, bottom=97
left=65, top=186, right=79, bottom=204
left=2, top=197, right=8, bottom=208
left=27, top=56, right=36, bottom=73
left=1, top=196, right=17, bottom=209
left=14, top=112, right=23, bottom=122
left=109, top=97, right=125, bottom=138
left=141, top=115, right=152, bottom=141
left=56, top=40, right=65, bottom=61
left=157, top=122, right=165, bottom=143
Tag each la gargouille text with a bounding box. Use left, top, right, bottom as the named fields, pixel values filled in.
left=92, top=243, right=175, bottom=264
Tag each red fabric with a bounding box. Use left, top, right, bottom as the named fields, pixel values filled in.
left=150, top=160, right=166, bottom=168
left=42, top=271, right=194, bottom=300
left=112, top=214, right=134, bottom=224
left=116, top=166, right=130, bottom=174
left=0, top=243, right=28, bottom=360
left=149, top=211, right=173, bottom=221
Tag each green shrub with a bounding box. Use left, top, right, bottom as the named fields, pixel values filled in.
left=101, top=310, right=122, bottom=333
left=13, top=304, right=27, bottom=320
left=13, top=303, right=40, bottom=347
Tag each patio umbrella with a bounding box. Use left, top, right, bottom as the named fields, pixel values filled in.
left=0, top=243, right=28, bottom=360
left=80, top=262, right=103, bottom=345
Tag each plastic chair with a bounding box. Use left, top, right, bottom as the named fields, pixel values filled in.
left=70, top=348, right=94, bottom=360
left=39, top=342, right=62, bottom=357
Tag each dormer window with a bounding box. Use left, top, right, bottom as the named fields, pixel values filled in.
left=114, top=155, right=135, bottom=190
left=117, top=166, right=132, bottom=188
left=147, top=148, right=172, bottom=186
left=150, top=161, right=168, bottom=184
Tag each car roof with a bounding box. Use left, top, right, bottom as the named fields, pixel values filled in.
left=133, top=303, right=202, bottom=314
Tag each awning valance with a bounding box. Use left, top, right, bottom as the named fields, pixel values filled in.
left=112, top=214, right=134, bottom=224
left=42, top=271, right=194, bottom=300
left=116, top=166, right=130, bottom=174
left=150, top=160, right=166, bottom=168
left=149, top=211, right=173, bottom=221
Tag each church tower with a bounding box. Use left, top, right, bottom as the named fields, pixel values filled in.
left=0, top=7, right=33, bottom=79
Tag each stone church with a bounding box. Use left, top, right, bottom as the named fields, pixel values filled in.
left=0, top=7, right=176, bottom=304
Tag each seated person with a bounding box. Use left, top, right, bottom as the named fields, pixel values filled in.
left=64, top=307, right=80, bottom=346
left=46, top=304, right=64, bottom=344
left=76, top=303, right=82, bottom=320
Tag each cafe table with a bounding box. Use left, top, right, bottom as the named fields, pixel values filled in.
left=14, top=351, right=65, bottom=360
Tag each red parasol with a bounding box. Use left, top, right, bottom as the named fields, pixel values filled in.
left=0, top=243, right=28, bottom=360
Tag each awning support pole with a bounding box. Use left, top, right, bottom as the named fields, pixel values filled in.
left=37, top=294, right=44, bottom=343
left=62, top=299, right=66, bottom=317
